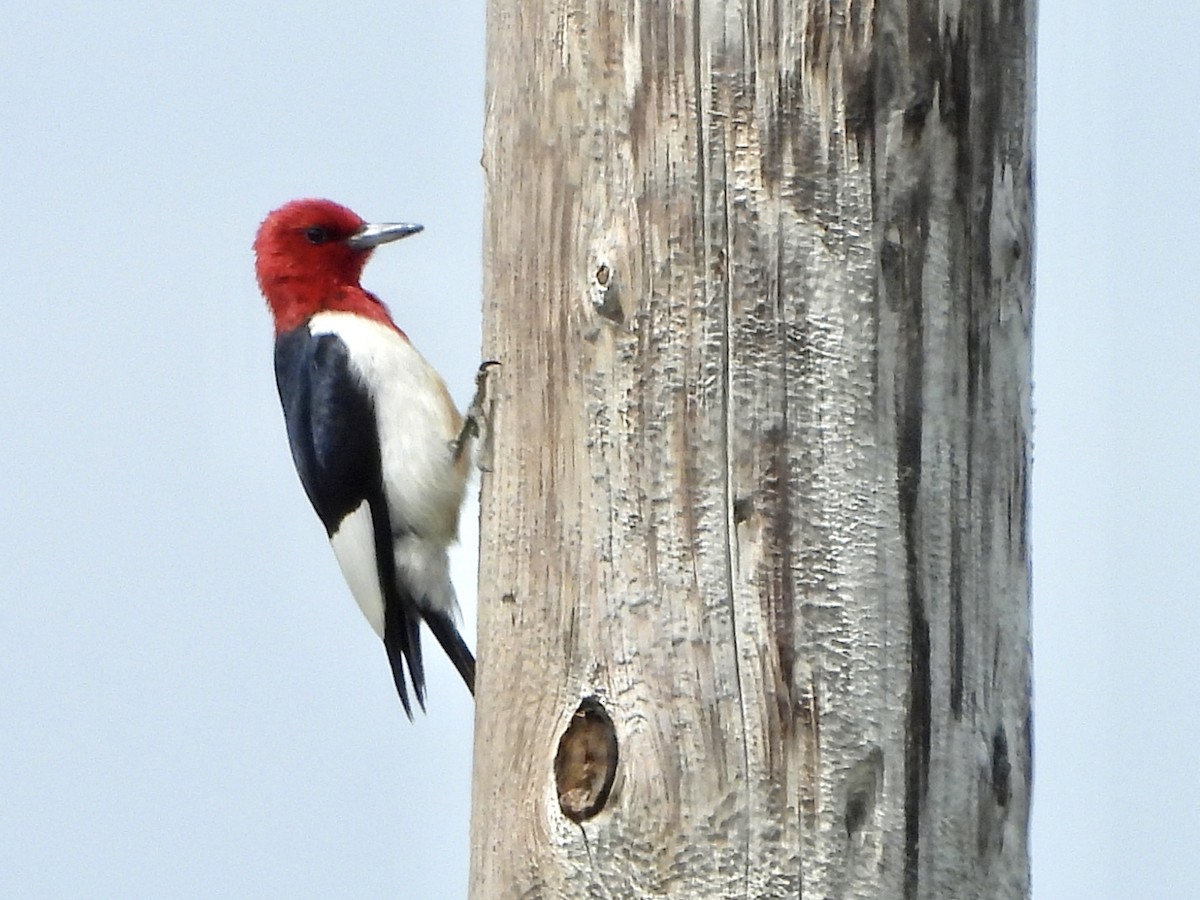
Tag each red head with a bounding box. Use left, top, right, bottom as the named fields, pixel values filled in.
left=254, top=198, right=423, bottom=333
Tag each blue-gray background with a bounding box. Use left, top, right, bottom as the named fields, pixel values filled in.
left=1, top=3, right=1193, bottom=897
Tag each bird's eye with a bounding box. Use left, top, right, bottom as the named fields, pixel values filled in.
left=305, top=226, right=330, bottom=245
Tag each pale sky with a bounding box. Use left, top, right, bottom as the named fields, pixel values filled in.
left=2, top=2, right=1196, bottom=898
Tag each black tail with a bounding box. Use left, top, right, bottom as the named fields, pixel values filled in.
left=424, top=610, right=476, bottom=695
left=383, top=610, right=426, bottom=719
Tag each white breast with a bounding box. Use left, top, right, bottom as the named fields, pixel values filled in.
left=311, top=311, right=467, bottom=619
left=310, top=311, right=467, bottom=538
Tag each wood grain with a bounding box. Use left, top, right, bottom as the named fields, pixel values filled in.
left=471, top=1, right=1033, bottom=896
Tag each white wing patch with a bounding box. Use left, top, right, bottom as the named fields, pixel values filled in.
left=329, top=501, right=385, bottom=639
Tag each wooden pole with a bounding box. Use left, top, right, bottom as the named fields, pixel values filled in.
left=470, top=1, right=1034, bottom=897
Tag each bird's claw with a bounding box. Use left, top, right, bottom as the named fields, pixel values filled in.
left=452, top=360, right=501, bottom=463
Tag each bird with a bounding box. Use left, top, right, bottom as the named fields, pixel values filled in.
left=254, top=197, right=491, bottom=717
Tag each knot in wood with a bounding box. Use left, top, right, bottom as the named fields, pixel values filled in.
left=554, top=697, right=618, bottom=823
left=588, top=261, right=624, bottom=325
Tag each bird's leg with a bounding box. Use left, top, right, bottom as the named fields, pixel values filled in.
left=452, top=360, right=501, bottom=463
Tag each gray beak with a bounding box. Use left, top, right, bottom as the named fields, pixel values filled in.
left=345, top=221, right=424, bottom=250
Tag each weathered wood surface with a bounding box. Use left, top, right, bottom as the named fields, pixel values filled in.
left=471, top=1, right=1033, bottom=897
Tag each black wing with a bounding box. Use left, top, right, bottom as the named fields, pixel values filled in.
left=274, top=325, right=428, bottom=716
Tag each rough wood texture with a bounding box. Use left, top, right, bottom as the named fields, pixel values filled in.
left=471, top=1, right=1033, bottom=897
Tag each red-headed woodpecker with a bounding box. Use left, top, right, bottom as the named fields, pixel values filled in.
left=254, top=198, right=489, bottom=717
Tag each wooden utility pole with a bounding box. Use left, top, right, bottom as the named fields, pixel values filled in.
left=470, top=1, right=1033, bottom=897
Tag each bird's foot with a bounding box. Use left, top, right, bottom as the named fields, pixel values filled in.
left=452, top=360, right=501, bottom=464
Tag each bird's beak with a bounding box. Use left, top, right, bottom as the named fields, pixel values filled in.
left=345, top=221, right=424, bottom=250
